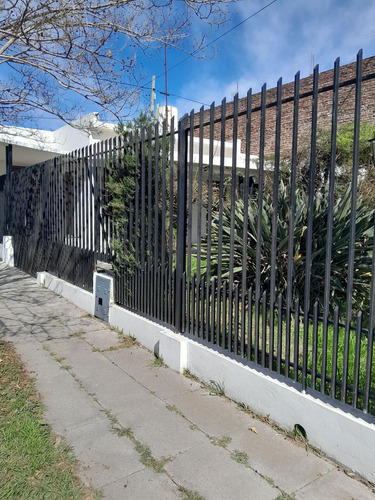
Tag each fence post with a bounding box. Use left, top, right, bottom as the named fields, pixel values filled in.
left=5, top=144, right=12, bottom=235
left=175, top=114, right=189, bottom=332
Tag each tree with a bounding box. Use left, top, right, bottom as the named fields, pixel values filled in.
left=0, top=0, right=231, bottom=125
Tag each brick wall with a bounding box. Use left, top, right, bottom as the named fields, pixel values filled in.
left=195, top=56, right=375, bottom=157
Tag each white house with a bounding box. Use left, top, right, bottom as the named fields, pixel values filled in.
left=0, top=112, right=117, bottom=176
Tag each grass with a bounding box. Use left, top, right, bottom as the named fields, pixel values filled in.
left=207, top=380, right=225, bottom=396
left=184, top=287, right=375, bottom=415
left=0, top=341, right=99, bottom=499
left=150, top=354, right=165, bottom=368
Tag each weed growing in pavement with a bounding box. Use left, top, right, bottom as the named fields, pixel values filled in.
left=183, top=368, right=199, bottom=381
left=230, top=450, right=250, bottom=468
left=209, top=435, right=232, bottom=448
left=166, top=404, right=184, bottom=417
left=208, top=380, right=225, bottom=396
left=151, top=355, right=165, bottom=368
left=178, top=486, right=206, bottom=500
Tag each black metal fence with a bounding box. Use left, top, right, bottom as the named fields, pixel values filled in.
left=5, top=50, right=375, bottom=417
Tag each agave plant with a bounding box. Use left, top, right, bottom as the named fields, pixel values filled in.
left=201, top=182, right=373, bottom=317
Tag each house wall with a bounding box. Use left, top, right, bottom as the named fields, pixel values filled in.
left=195, top=56, right=375, bottom=157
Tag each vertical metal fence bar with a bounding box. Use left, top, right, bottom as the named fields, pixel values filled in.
left=206, top=103, right=215, bottom=342
left=228, top=94, right=239, bottom=353
left=196, top=108, right=204, bottom=337
left=364, top=219, right=375, bottom=413
left=88, top=144, right=94, bottom=252
left=141, top=128, right=146, bottom=269
left=276, top=293, right=283, bottom=374
left=222, top=281, right=227, bottom=350
left=302, top=65, right=319, bottom=391
left=187, top=110, right=194, bottom=281
left=154, top=123, right=160, bottom=315
left=293, top=297, right=300, bottom=382
left=312, top=301, right=319, bottom=390
left=352, top=310, right=363, bottom=409
left=286, top=72, right=300, bottom=378
left=321, top=57, right=340, bottom=395
left=269, top=77, right=282, bottom=371
left=247, top=287, right=253, bottom=361
left=134, top=131, right=140, bottom=271
left=175, top=114, right=189, bottom=331
left=331, top=306, right=340, bottom=399
left=147, top=125, right=152, bottom=269
left=217, top=98, right=226, bottom=345
left=242, top=89, right=252, bottom=360
left=255, top=84, right=267, bottom=365
left=342, top=50, right=363, bottom=403
left=261, top=290, right=267, bottom=367
left=168, top=118, right=175, bottom=325
left=211, top=277, right=216, bottom=344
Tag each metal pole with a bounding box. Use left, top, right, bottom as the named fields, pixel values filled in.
left=175, top=114, right=189, bottom=332
left=5, top=144, right=12, bottom=234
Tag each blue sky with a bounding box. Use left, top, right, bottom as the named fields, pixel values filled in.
left=28, top=0, right=375, bottom=129
left=152, top=0, right=375, bottom=118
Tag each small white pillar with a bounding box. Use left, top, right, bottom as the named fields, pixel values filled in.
left=3, top=236, right=14, bottom=267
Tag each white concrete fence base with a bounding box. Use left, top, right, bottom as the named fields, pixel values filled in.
left=2, top=236, right=14, bottom=267
left=36, top=270, right=375, bottom=484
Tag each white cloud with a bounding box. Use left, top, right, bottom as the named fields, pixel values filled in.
left=170, top=0, right=375, bottom=117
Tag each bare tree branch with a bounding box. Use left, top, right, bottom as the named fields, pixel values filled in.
left=0, top=0, right=234, bottom=125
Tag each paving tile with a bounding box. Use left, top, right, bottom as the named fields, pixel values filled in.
left=116, top=397, right=207, bottom=460
left=165, top=388, right=252, bottom=436
left=295, top=468, right=375, bottom=500
left=65, top=419, right=143, bottom=489
left=83, top=329, right=122, bottom=351
left=165, top=441, right=277, bottom=500
left=101, top=468, right=179, bottom=500
left=106, top=347, right=202, bottom=399
left=227, top=426, right=333, bottom=494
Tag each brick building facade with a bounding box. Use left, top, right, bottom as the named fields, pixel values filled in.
left=195, top=55, right=375, bottom=158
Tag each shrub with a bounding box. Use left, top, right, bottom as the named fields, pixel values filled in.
left=201, top=182, right=373, bottom=318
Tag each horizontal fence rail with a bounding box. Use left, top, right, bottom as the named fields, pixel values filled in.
left=4, top=50, right=375, bottom=417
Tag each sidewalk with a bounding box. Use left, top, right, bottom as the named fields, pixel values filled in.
left=0, top=262, right=373, bottom=500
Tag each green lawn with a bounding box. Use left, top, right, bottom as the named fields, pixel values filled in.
left=0, top=341, right=100, bottom=500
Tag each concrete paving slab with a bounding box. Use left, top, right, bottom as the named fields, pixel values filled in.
left=165, top=388, right=252, bottom=437
left=165, top=441, right=278, bottom=500
left=14, top=340, right=107, bottom=433
left=64, top=316, right=109, bottom=334
left=101, top=468, right=179, bottom=500
left=227, top=426, right=334, bottom=494
left=295, top=468, right=375, bottom=500
left=106, top=347, right=202, bottom=399
left=46, top=337, right=157, bottom=414
left=82, top=328, right=123, bottom=351
left=116, top=397, right=207, bottom=459
left=65, top=419, right=143, bottom=489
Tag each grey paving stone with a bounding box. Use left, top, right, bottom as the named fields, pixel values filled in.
left=165, top=388, right=252, bottom=436
left=64, top=316, right=109, bottom=334
left=227, top=426, right=334, bottom=494
left=65, top=419, right=143, bottom=489
left=165, top=441, right=277, bottom=500
left=14, top=340, right=107, bottom=433
left=295, top=468, right=375, bottom=500
left=116, top=397, right=207, bottom=460
left=83, top=329, right=123, bottom=351
left=106, top=347, right=202, bottom=399
left=101, top=468, right=180, bottom=500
